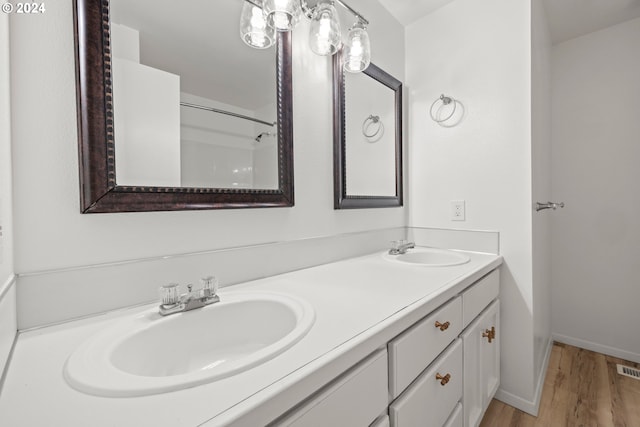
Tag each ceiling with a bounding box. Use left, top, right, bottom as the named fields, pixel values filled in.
left=541, top=0, right=640, bottom=44
left=377, top=0, right=454, bottom=26
left=107, top=0, right=640, bottom=110
left=378, top=0, right=640, bottom=44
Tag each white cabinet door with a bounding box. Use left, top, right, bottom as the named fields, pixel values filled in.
left=443, top=402, right=463, bottom=427
left=461, top=313, right=483, bottom=427
left=390, top=339, right=463, bottom=427
left=480, top=300, right=500, bottom=410
left=371, top=415, right=390, bottom=427
left=274, top=350, right=389, bottom=427
left=462, top=299, right=500, bottom=427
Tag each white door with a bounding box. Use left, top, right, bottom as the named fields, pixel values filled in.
left=462, top=299, right=500, bottom=427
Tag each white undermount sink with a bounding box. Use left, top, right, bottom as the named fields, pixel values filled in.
left=383, top=246, right=470, bottom=267
left=64, top=291, right=315, bottom=397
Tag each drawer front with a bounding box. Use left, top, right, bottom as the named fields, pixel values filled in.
left=274, top=349, right=388, bottom=427
left=389, top=339, right=463, bottom=427
left=389, top=297, right=462, bottom=398
left=443, top=402, right=463, bottom=427
left=462, top=269, right=499, bottom=327
left=371, top=415, right=390, bottom=427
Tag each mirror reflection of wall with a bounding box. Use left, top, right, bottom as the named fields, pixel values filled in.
left=109, top=0, right=278, bottom=190
left=179, top=93, right=277, bottom=189
left=344, top=72, right=396, bottom=197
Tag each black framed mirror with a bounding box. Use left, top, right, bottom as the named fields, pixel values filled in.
left=333, top=56, right=403, bottom=209
left=73, top=0, right=294, bottom=213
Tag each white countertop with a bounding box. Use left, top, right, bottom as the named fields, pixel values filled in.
left=0, top=248, right=501, bottom=427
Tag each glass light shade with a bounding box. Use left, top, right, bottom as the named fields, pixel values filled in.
left=309, top=2, right=341, bottom=56
left=240, top=1, right=276, bottom=49
left=343, top=22, right=371, bottom=73
left=263, top=0, right=302, bottom=32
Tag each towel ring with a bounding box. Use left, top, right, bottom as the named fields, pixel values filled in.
left=362, top=115, right=384, bottom=138
left=430, top=94, right=457, bottom=123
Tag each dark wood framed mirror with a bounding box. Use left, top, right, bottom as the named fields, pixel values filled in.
left=73, top=0, right=294, bottom=213
left=333, top=56, right=403, bottom=209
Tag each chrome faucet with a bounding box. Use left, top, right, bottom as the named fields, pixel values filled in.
left=389, top=240, right=415, bottom=255
left=158, top=276, right=220, bottom=316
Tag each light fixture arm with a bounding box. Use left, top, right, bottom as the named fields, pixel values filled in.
left=244, top=0, right=262, bottom=9
left=301, top=0, right=369, bottom=26
left=334, top=0, right=369, bottom=26
left=245, top=0, right=369, bottom=26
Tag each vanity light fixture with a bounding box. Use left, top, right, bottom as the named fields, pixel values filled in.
left=343, top=20, right=370, bottom=73
left=263, top=0, right=303, bottom=31
left=241, top=0, right=371, bottom=72
left=309, top=1, right=341, bottom=56
left=240, top=0, right=276, bottom=49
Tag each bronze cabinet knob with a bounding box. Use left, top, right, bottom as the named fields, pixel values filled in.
left=435, top=373, right=451, bottom=386
left=434, top=321, right=450, bottom=331
left=482, top=326, right=496, bottom=343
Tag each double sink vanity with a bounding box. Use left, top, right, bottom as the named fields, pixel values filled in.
left=0, top=246, right=502, bottom=426
left=0, top=2, right=503, bottom=426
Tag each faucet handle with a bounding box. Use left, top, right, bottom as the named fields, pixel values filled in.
left=160, top=283, right=181, bottom=307
left=201, top=276, right=219, bottom=297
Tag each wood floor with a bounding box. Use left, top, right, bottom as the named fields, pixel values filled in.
left=479, top=342, right=640, bottom=427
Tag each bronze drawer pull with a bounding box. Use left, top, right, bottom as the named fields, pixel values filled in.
left=482, top=326, right=496, bottom=343
left=434, top=321, right=450, bottom=331
left=435, top=373, right=451, bottom=386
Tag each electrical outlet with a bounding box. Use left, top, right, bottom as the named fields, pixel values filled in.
left=451, top=200, right=465, bottom=221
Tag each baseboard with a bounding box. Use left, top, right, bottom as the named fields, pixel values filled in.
left=553, top=333, right=640, bottom=364
left=494, top=336, right=553, bottom=416
left=0, top=329, right=18, bottom=393
left=0, top=275, right=17, bottom=384
left=0, top=274, right=15, bottom=301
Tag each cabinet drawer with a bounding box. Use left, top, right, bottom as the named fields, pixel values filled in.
left=371, top=415, right=390, bottom=427
left=274, top=349, right=388, bottom=427
left=443, top=402, right=463, bottom=427
left=462, top=269, right=499, bottom=327
left=389, top=339, right=463, bottom=427
left=388, top=297, right=462, bottom=398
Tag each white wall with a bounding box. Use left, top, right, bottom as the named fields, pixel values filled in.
left=531, top=0, right=553, bottom=391
left=112, top=23, right=183, bottom=187
left=253, top=143, right=278, bottom=189
left=180, top=92, right=264, bottom=189
left=252, top=102, right=278, bottom=189
left=344, top=71, right=397, bottom=196
left=9, top=2, right=405, bottom=323
left=113, top=58, right=182, bottom=187
left=551, top=17, right=640, bottom=363
left=406, top=0, right=539, bottom=411
left=0, top=12, right=16, bottom=375
left=181, top=141, right=254, bottom=188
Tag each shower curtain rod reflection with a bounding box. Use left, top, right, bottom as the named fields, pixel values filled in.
left=180, top=102, right=276, bottom=127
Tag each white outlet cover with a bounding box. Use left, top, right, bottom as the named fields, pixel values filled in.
left=451, top=200, right=465, bottom=221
